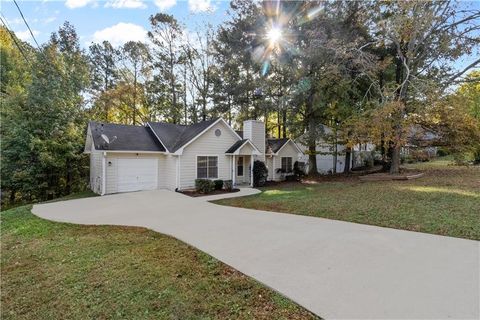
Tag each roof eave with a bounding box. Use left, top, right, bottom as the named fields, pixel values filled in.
left=97, top=150, right=168, bottom=154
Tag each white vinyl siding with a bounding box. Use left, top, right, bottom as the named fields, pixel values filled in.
left=272, top=141, right=301, bottom=181
left=315, top=144, right=348, bottom=173
left=243, top=120, right=265, bottom=161
left=89, top=151, right=103, bottom=194
left=179, top=121, right=239, bottom=189
left=163, top=155, right=177, bottom=190
left=266, top=156, right=274, bottom=181
left=237, top=142, right=254, bottom=155
left=297, top=141, right=351, bottom=174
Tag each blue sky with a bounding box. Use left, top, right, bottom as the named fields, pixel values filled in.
left=1, top=0, right=478, bottom=72
left=1, top=0, right=231, bottom=48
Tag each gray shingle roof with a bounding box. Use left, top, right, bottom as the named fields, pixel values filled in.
left=89, top=121, right=166, bottom=152
left=147, top=118, right=219, bottom=153
left=266, top=138, right=289, bottom=154
left=225, top=139, right=248, bottom=154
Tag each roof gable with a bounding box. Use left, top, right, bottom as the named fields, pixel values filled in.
left=147, top=118, right=221, bottom=153
left=225, top=139, right=261, bottom=155
left=267, top=138, right=303, bottom=155
left=266, top=138, right=289, bottom=154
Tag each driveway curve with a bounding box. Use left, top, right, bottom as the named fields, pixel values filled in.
left=33, top=189, right=479, bottom=319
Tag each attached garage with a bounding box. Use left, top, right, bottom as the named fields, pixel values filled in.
left=85, top=121, right=167, bottom=195
left=116, top=158, right=158, bottom=193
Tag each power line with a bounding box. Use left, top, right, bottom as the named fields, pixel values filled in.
left=0, top=14, right=30, bottom=64
left=12, top=0, right=41, bottom=50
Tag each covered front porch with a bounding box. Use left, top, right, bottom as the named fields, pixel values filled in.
left=231, top=154, right=253, bottom=187
left=225, top=139, right=261, bottom=187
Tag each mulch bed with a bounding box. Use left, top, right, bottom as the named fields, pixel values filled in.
left=349, top=165, right=383, bottom=175
left=359, top=170, right=424, bottom=181
left=301, top=174, right=359, bottom=183
left=179, top=189, right=240, bottom=197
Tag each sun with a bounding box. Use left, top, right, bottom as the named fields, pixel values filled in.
left=266, top=26, right=283, bottom=45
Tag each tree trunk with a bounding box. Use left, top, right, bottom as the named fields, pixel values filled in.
left=390, top=51, right=409, bottom=174
left=66, top=160, right=72, bottom=195
left=307, top=117, right=318, bottom=175
left=332, top=130, right=338, bottom=174
left=277, top=109, right=281, bottom=138
left=308, top=145, right=318, bottom=176
left=104, top=69, right=109, bottom=121
left=227, top=96, right=232, bottom=125
left=9, top=189, right=15, bottom=204
left=390, top=144, right=401, bottom=174
left=133, top=66, right=137, bottom=125
left=344, top=147, right=351, bottom=173
left=306, top=88, right=317, bottom=175
left=201, top=88, right=207, bottom=121
left=282, top=109, right=287, bottom=138
left=184, top=65, right=188, bottom=124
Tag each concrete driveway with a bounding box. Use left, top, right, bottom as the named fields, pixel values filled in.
left=33, top=189, right=479, bottom=319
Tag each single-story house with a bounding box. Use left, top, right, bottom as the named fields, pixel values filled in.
left=85, top=118, right=303, bottom=195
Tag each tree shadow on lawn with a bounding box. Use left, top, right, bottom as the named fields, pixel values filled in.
left=215, top=178, right=480, bottom=240
left=1, top=205, right=319, bottom=320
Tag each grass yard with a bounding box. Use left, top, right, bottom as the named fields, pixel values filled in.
left=215, top=158, right=480, bottom=240
left=1, top=203, right=318, bottom=319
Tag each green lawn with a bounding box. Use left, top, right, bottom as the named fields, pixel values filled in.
left=1, top=202, right=318, bottom=319
left=215, top=158, right=480, bottom=240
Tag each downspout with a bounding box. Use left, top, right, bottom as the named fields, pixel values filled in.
left=231, top=155, right=234, bottom=184
left=250, top=155, right=254, bottom=187
left=232, top=155, right=236, bottom=186
left=272, top=156, right=276, bottom=181
left=101, top=152, right=106, bottom=196
left=176, top=155, right=181, bottom=191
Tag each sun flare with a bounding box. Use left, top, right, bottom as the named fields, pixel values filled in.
left=266, top=26, right=283, bottom=44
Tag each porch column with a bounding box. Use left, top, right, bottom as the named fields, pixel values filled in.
left=232, top=155, right=236, bottom=186
left=250, top=155, right=254, bottom=187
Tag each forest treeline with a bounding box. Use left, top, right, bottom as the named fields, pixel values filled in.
left=1, top=0, right=479, bottom=204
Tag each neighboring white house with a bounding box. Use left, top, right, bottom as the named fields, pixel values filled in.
left=85, top=118, right=303, bottom=195
left=297, top=124, right=375, bottom=174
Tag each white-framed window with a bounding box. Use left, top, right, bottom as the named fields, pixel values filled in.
left=281, top=157, right=292, bottom=172
left=197, top=156, right=218, bottom=179
left=237, top=156, right=244, bottom=176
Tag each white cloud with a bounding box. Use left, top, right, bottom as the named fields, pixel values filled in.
left=65, top=0, right=96, bottom=9
left=43, top=17, right=57, bottom=24
left=105, top=0, right=146, bottom=9
left=6, top=18, right=23, bottom=26
left=92, top=22, right=147, bottom=47
left=154, top=0, right=176, bottom=11
left=15, top=29, right=40, bottom=42
left=188, top=0, right=215, bottom=13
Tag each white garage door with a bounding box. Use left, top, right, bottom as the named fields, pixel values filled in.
left=117, top=158, right=158, bottom=193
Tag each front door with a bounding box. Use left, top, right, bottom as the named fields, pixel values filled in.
left=237, top=156, right=244, bottom=182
